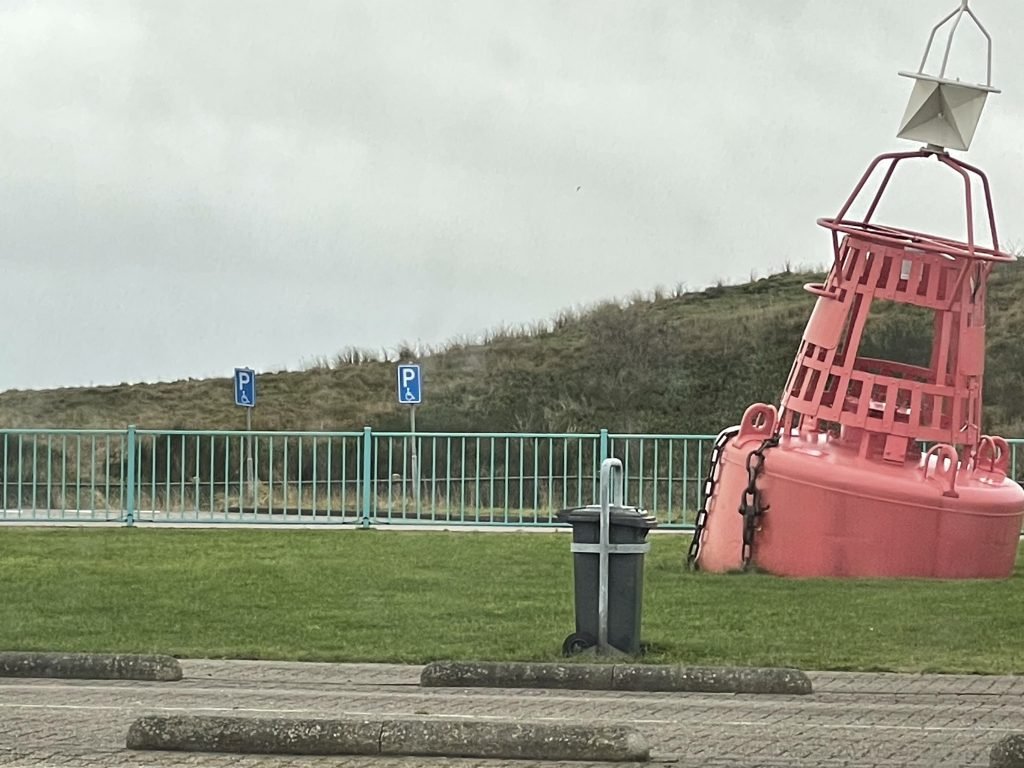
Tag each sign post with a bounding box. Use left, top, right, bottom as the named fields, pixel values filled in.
left=234, top=367, right=257, bottom=508
left=397, top=364, right=422, bottom=512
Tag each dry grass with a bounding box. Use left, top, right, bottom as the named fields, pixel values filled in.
left=4, top=264, right=1024, bottom=436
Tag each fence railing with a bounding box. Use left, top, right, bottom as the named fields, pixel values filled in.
left=0, top=427, right=717, bottom=527
left=3, top=427, right=1024, bottom=528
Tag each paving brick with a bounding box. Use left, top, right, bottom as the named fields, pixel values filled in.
left=1, top=661, right=1021, bottom=767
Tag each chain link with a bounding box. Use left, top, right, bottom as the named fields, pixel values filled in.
left=686, top=427, right=740, bottom=570
left=738, top=435, right=779, bottom=570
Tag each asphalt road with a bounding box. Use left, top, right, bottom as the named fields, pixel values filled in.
left=2, top=660, right=1022, bottom=768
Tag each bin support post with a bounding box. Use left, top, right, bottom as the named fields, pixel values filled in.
left=597, top=458, right=624, bottom=652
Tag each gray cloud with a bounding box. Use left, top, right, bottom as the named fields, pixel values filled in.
left=2, top=0, right=1023, bottom=390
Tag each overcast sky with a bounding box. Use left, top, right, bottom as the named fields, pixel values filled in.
left=3, top=0, right=1024, bottom=392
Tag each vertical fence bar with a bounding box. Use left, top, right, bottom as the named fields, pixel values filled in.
left=460, top=438, right=466, bottom=523
left=547, top=437, right=555, bottom=521
left=652, top=439, right=659, bottom=521
left=361, top=426, right=372, bottom=527
left=222, top=434, right=231, bottom=515
left=623, top=438, right=631, bottom=505
left=236, top=433, right=245, bottom=518
left=311, top=437, right=318, bottom=518
left=254, top=433, right=262, bottom=516
left=517, top=438, right=525, bottom=523
left=430, top=436, right=437, bottom=519
left=385, top=437, right=394, bottom=520
left=683, top=438, right=691, bottom=519
left=696, top=439, right=705, bottom=514
left=177, top=434, right=186, bottom=519
left=636, top=438, right=644, bottom=509
left=31, top=435, right=38, bottom=514
left=282, top=437, right=289, bottom=514
left=297, top=437, right=304, bottom=516
left=474, top=437, right=481, bottom=522
left=326, top=437, right=334, bottom=518
left=400, top=435, right=409, bottom=517
left=149, top=434, right=157, bottom=520
left=58, top=435, right=65, bottom=518
left=445, top=437, right=452, bottom=521
left=159, top=434, right=167, bottom=519
left=375, top=436, right=383, bottom=521
left=207, top=434, right=215, bottom=519
left=125, top=425, right=136, bottom=526
left=576, top=437, right=584, bottom=507
left=193, top=435, right=201, bottom=519
left=489, top=438, right=495, bottom=523
left=103, top=436, right=111, bottom=515
left=503, top=437, right=510, bottom=523
left=73, top=435, right=80, bottom=517
left=267, top=435, right=275, bottom=517
left=561, top=439, right=569, bottom=511
left=89, top=435, right=96, bottom=518
left=340, top=436, right=347, bottom=519
left=46, top=435, right=55, bottom=518
left=536, top=438, right=544, bottom=524
left=2, top=433, right=8, bottom=517
left=667, top=440, right=675, bottom=524
left=44, top=435, right=52, bottom=518
left=18, top=434, right=25, bottom=516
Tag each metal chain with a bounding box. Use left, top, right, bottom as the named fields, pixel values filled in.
left=686, top=427, right=740, bottom=570
left=738, top=435, right=780, bottom=571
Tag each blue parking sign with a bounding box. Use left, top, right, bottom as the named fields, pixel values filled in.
left=397, top=364, right=422, bottom=405
left=234, top=368, right=256, bottom=408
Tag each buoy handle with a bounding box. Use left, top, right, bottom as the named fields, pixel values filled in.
left=736, top=403, right=777, bottom=446
left=974, top=435, right=1010, bottom=476
left=922, top=444, right=960, bottom=498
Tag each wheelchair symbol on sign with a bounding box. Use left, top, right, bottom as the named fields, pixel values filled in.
left=396, top=365, right=422, bottom=405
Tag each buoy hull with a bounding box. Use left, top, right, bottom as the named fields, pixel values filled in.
left=697, top=434, right=1024, bottom=579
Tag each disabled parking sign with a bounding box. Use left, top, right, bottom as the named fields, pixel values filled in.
left=234, top=368, right=255, bottom=408
left=397, top=364, right=422, bottom=405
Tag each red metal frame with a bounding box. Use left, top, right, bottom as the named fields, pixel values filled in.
left=817, top=150, right=1012, bottom=280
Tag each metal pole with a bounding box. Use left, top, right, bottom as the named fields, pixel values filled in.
left=245, top=407, right=254, bottom=509
left=597, top=457, right=623, bottom=652
left=411, top=406, right=420, bottom=515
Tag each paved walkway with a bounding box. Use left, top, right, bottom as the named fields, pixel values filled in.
left=2, top=660, right=1022, bottom=767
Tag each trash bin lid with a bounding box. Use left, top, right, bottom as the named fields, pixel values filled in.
left=556, top=504, right=658, bottom=528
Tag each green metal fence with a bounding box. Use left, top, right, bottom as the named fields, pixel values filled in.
left=0, top=427, right=716, bottom=527
left=2, top=427, right=1023, bottom=528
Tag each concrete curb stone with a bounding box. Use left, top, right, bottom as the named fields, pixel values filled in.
left=612, top=664, right=812, bottom=694
left=421, top=660, right=812, bottom=695
left=380, top=719, right=649, bottom=761
left=420, top=660, right=614, bottom=689
left=127, top=715, right=381, bottom=755
left=0, top=651, right=182, bottom=681
left=126, top=714, right=650, bottom=762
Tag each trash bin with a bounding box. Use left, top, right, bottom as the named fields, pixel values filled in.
left=558, top=504, right=657, bottom=656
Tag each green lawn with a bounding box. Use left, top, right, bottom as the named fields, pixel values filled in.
left=1, top=528, right=1022, bottom=673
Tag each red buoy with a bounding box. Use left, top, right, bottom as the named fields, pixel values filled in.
left=692, top=4, right=1024, bottom=578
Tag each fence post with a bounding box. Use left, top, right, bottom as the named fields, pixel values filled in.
left=124, top=425, right=137, bottom=527
left=361, top=426, right=372, bottom=528
left=599, top=428, right=609, bottom=463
